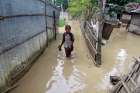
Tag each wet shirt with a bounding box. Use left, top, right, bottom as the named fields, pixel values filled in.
left=63, top=32, right=74, bottom=48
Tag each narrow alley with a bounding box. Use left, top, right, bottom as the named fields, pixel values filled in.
left=9, top=21, right=140, bottom=93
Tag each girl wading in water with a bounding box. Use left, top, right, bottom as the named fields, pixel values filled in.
left=58, top=25, right=74, bottom=57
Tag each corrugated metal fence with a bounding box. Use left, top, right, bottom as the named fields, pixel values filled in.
left=0, top=0, right=60, bottom=92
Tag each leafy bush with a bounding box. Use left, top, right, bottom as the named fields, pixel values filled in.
left=107, top=0, right=140, bottom=6
left=67, top=0, right=99, bottom=18
left=59, top=18, right=65, bottom=27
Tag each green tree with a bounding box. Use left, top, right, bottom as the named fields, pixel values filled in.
left=134, top=0, right=140, bottom=3
left=107, top=0, right=140, bottom=6
left=55, top=0, right=68, bottom=10
left=68, top=0, right=99, bottom=18
left=55, top=0, right=63, bottom=6
left=106, top=0, right=140, bottom=19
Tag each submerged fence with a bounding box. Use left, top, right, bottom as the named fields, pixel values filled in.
left=0, top=0, right=60, bottom=92
left=80, top=14, right=103, bottom=66
left=109, top=57, right=140, bottom=93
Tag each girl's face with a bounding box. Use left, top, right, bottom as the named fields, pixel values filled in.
left=65, top=28, right=71, bottom=32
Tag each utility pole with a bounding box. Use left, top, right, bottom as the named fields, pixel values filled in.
left=95, top=0, right=105, bottom=65
left=45, top=0, right=48, bottom=46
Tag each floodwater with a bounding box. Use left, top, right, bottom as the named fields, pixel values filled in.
left=10, top=21, right=140, bottom=93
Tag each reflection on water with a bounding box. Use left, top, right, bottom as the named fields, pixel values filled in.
left=97, top=49, right=129, bottom=91
left=45, top=51, right=86, bottom=93
left=97, top=27, right=140, bottom=92
left=117, top=49, right=127, bottom=62
left=9, top=22, right=140, bottom=93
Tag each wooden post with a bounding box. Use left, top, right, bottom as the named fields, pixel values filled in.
left=53, top=11, right=57, bottom=40
left=95, top=21, right=103, bottom=65
left=45, top=0, right=48, bottom=46
left=95, top=0, right=104, bottom=65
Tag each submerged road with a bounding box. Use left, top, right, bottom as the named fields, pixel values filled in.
left=10, top=21, right=140, bottom=93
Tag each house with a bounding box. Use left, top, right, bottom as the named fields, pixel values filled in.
left=125, top=3, right=140, bottom=35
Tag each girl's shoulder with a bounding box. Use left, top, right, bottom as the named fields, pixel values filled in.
left=63, top=32, right=74, bottom=36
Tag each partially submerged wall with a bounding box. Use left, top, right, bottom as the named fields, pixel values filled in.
left=0, top=0, right=60, bottom=92
left=128, top=14, right=140, bottom=35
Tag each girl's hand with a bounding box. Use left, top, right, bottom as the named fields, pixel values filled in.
left=58, top=45, right=62, bottom=51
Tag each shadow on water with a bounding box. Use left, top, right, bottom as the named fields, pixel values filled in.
left=45, top=49, right=86, bottom=93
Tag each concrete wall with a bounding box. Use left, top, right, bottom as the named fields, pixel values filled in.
left=128, top=14, right=140, bottom=35
left=0, top=0, right=60, bottom=92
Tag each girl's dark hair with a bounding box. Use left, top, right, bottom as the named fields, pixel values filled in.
left=65, top=25, right=71, bottom=30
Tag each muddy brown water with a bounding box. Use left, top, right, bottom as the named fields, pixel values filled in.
left=10, top=21, right=140, bottom=93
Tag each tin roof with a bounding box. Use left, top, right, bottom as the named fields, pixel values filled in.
left=125, top=3, right=140, bottom=14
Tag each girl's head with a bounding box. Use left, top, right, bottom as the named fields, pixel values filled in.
left=65, top=25, right=71, bottom=32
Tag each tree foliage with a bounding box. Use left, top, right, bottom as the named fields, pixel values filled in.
left=55, top=0, right=63, bottom=6
left=68, top=0, right=99, bottom=18
left=48, top=0, right=68, bottom=10
left=107, top=0, right=140, bottom=6
left=106, top=0, right=140, bottom=19
left=135, top=0, right=140, bottom=3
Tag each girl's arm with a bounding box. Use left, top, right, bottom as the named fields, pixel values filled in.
left=60, top=33, right=65, bottom=47
left=71, top=33, right=74, bottom=43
